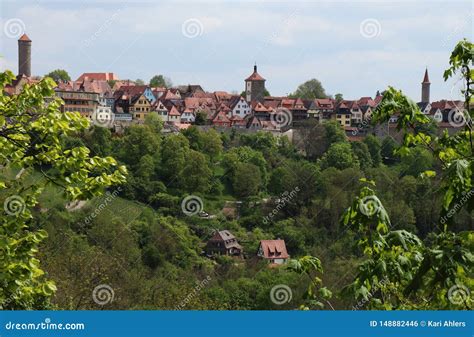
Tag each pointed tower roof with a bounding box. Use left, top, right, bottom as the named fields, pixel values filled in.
left=422, top=68, right=430, bottom=83
left=245, top=64, right=265, bottom=81
left=18, top=34, right=31, bottom=42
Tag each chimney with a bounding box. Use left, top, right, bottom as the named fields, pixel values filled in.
left=18, top=33, right=32, bottom=77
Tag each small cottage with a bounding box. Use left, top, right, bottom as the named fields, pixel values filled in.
left=206, top=230, right=243, bottom=257
left=257, top=239, right=289, bottom=264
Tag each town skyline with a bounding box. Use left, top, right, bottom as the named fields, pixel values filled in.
left=1, top=1, right=472, bottom=101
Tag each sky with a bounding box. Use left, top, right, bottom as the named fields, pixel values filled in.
left=0, top=0, right=472, bottom=101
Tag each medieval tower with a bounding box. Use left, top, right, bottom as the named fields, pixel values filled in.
left=18, top=33, right=32, bottom=77
left=245, top=64, right=266, bottom=102
left=421, top=68, right=430, bottom=103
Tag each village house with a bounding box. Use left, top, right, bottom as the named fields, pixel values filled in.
left=333, top=100, right=352, bottom=127
left=113, top=85, right=155, bottom=120
left=168, top=105, right=181, bottom=123
left=153, top=100, right=169, bottom=122
left=228, top=96, right=251, bottom=119
left=55, top=81, right=100, bottom=119
left=212, top=110, right=232, bottom=127
left=7, top=36, right=468, bottom=137
left=206, top=230, right=243, bottom=257
left=257, top=239, right=289, bottom=264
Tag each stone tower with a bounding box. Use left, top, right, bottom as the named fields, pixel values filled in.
left=421, top=68, right=430, bottom=103
left=245, top=64, right=266, bottom=102
left=18, top=33, right=32, bottom=77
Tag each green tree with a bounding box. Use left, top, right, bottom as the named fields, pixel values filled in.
left=290, top=78, right=327, bottom=99
left=232, top=163, right=261, bottom=197
left=0, top=71, right=126, bottom=309
left=182, top=150, right=212, bottom=193
left=342, top=40, right=474, bottom=310
left=363, top=134, right=382, bottom=167
left=160, top=133, right=190, bottom=188
left=319, top=142, right=360, bottom=170
left=135, top=79, right=145, bottom=85
left=351, top=141, right=373, bottom=170
left=400, top=147, right=434, bottom=177
left=83, top=125, right=112, bottom=156
left=149, top=75, right=172, bottom=88
left=335, top=93, right=343, bottom=102
left=45, top=69, right=71, bottom=82
left=381, top=136, right=399, bottom=164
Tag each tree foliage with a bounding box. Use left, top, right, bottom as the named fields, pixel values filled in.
left=0, top=71, right=127, bottom=309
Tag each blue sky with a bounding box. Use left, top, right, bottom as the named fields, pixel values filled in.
left=0, top=0, right=472, bottom=101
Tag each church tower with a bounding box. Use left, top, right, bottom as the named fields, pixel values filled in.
left=18, top=33, right=32, bottom=77
left=421, top=68, right=430, bottom=103
left=245, top=64, right=266, bottom=102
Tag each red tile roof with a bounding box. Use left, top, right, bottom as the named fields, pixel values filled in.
left=259, top=240, right=289, bottom=259
left=245, top=65, right=266, bottom=81
left=76, top=72, right=119, bottom=82
left=18, top=34, right=31, bottom=42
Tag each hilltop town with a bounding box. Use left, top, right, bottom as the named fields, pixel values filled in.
left=5, top=34, right=466, bottom=140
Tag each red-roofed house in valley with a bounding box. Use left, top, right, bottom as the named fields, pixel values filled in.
left=206, top=230, right=243, bottom=257
left=257, top=240, right=289, bottom=264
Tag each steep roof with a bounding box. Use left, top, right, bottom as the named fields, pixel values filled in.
left=18, top=34, right=31, bottom=42
left=245, top=65, right=266, bottom=81
left=169, top=106, right=181, bottom=116
left=208, top=230, right=242, bottom=249
left=259, top=240, right=289, bottom=259
left=422, top=68, right=430, bottom=83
